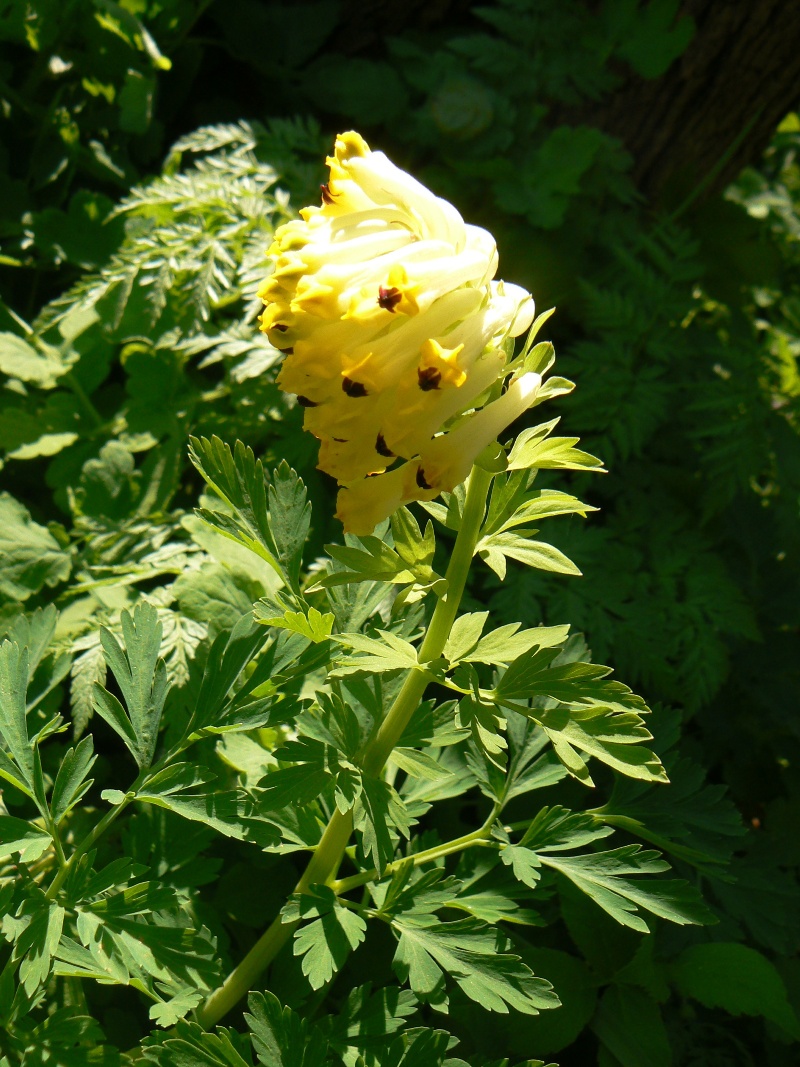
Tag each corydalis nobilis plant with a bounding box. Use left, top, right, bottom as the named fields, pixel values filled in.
left=259, top=130, right=541, bottom=533
left=0, top=128, right=723, bottom=1067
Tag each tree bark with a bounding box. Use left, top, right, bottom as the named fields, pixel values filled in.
left=587, top=0, right=800, bottom=204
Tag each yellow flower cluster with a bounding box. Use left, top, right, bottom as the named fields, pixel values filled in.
left=259, top=131, right=539, bottom=535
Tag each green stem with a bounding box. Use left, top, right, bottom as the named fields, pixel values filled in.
left=195, top=464, right=494, bottom=1029
left=47, top=816, right=68, bottom=870
left=45, top=797, right=131, bottom=901
left=331, top=805, right=500, bottom=896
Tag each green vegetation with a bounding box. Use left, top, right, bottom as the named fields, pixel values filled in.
left=1, top=2, right=799, bottom=1064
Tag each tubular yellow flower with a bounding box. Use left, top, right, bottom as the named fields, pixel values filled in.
left=259, top=131, right=537, bottom=533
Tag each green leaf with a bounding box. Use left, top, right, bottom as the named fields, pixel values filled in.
left=501, top=846, right=543, bottom=889
left=267, top=461, right=311, bottom=593
left=458, top=695, right=508, bottom=772
left=0, top=493, right=72, bottom=601
left=136, top=1017, right=253, bottom=1065
left=257, top=763, right=333, bottom=811
left=50, top=735, right=96, bottom=824
left=477, top=531, right=582, bottom=579
left=490, top=489, right=598, bottom=536
left=535, top=705, right=667, bottom=784
left=509, top=659, right=649, bottom=712
left=93, top=602, right=168, bottom=768
left=398, top=699, right=468, bottom=749
left=282, top=885, right=367, bottom=989
left=15, top=895, right=65, bottom=996
left=119, top=69, right=155, bottom=135
left=503, top=947, right=598, bottom=1056
left=0, top=332, right=69, bottom=388
left=507, top=420, right=604, bottom=472
left=600, top=745, right=746, bottom=866
left=390, top=747, right=452, bottom=781
left=131, top=763, right=278, bottom=848
left=392, top=916, right=559, bottom=1014
left=86, top=880, right=178, bottom=917
left=0, top=815, right=52, bottom=863
left=323, top=984, right=418, bottom=1056
left=191, top=613, right=272, bottom=734
left=7, top=604, right=59, bottom=680
left=495, top=652, right=664, bottom=784
left=189, top=437, right=283, bottom=580
left=354, top=776, right=410, bottom=872
left=0, top=640, right=35, bottom=791
left=149, top=989, right=204, bottom=1028
left=255, top=601, right=333, bottom=644
left=592, top=985, right=671, bottom=1067
left=465, top=624, right=570, bottom=667
left=444, top=612, right=489, bottom=665
left=315, top=537, right=415, bottom=589
left=502, top=717, right=569, bottom=802
left=539, top=844, right=716, bottom=932
left=521, top=806, right=615, bottom=852
left=246, top=989, right=329, bottom=1067
left=614, top=0, right=695, bottom=79
left=669, top=942, right=800, bottom=1037
left=495, top=646, right=561, bottom=699
left=331, top=631, right=419, bottom=676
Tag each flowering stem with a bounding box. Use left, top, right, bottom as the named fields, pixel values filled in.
left=195, top=464, right=494, bottom=1029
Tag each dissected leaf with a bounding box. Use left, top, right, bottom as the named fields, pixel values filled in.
left=283, top=885, right=367, bottom=989
left=392, top=916, right=559, bottom=1015
left=93, top=602, right=169, bottom=769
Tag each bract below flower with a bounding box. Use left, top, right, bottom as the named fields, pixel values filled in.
left=259, top=130, right=536, bottom=533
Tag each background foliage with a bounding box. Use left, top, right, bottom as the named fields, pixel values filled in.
left=1, top=1, right=799, bottom=1064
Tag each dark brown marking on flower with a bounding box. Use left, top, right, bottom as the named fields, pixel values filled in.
left=342, top=377, right=368, bottom=397
left=378, top=285, right=402, bottom=312
left=272, top=323, right=289, bottom=332
left=333, top=437, right=347, bottom=443
left=416, top=467, right=432, bottom=490
left=375, top=433, right=394, bottom=457
left=418, top=367, right=442, bottom=391
left=282, top=346, right=294, bottom=354
left=321, top=183, right=335, bottom=204
left=297, top=395, right=317, bottom=407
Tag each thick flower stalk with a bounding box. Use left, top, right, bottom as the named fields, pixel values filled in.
left=259, top=131, right=537, bottom=534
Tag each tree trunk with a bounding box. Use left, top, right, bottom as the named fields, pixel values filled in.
left=587, top=0, right=800, bottom=204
